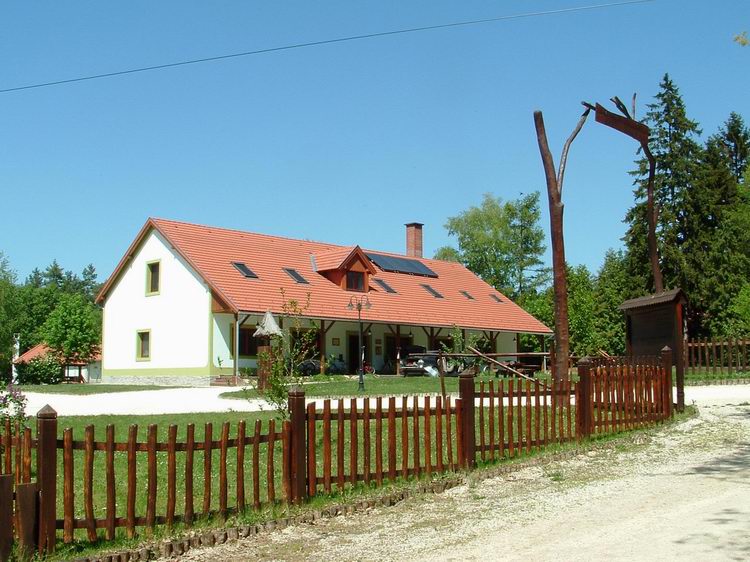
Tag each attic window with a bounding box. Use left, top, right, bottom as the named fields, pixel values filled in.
left=374, top=278, right=397, bottom=294
left=346, top=271, right=365, bottom=292
left=420, top=284, right=443, bottom=299
left=490, top=294, right=503, bottom=303
left=232, top=262, right=258, bottom=279
left=283, top=268, right=309, bottom=284
left=460, top=290, right=475, bottom=300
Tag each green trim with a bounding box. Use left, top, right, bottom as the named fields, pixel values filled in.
left=145, top=259, right=161, bottom=296
left=102, top=366, right=212, bottom=377
left=136, top=330, right=151, bottom=361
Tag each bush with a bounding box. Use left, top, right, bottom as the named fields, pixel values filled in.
left=16, top=355, right=64, bottom=385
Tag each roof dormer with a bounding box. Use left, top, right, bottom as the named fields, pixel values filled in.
left=314, top=246, right=376, bottom=292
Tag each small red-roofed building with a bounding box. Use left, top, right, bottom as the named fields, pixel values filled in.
left=13, top=342, right=102, bottom=383
left=95, top=218, right=551, bottom=386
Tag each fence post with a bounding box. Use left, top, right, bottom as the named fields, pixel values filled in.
left=15, top=482, right=39, bottom=560
left=0, top=474, right=12, bottom=562
left=458, top=372, right=475, bottom=468
left=36, top=405, right=57, bottom=555
left=287, top=386, right=307, bottom=504
left=576, top=357, right=593, bottom=440
left=661, top=346, right=674, bottom=416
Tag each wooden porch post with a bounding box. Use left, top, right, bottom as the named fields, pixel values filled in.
left=320, top=320, right=326, bottom=375
left=396, top=326, right=401, bottom=376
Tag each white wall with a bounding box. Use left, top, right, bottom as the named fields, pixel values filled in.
left=102, top=230, right=211, bottom=374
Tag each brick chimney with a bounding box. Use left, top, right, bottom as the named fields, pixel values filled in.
left=405, top=222, right=424, bottom=258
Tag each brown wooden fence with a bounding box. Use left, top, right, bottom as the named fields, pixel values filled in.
left=0, top=350, right=674, bottom=558
left=686, top=337, right=750, bottom=375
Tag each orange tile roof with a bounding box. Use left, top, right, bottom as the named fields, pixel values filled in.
left=14, top=343, right=101, bottom=365
left=98, top=218, right=552, bottom=335
left=314, top=247, right=356, bottom=271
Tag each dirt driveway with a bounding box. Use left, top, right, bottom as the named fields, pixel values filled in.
left=180, top=388, right=750, bottom=562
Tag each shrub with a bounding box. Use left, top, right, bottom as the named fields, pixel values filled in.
left=16, top=355, right=64, bottom=385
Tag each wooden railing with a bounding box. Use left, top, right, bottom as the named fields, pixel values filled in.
left=0, top=350, right=674, bottom=558
left=686, top=337, right=750, bottom=375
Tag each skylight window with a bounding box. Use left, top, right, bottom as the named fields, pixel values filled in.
left=490, top=293, right=503, bottom=303
left=460, top=290, right=475, bottom=300
left=283, top=268, right=309, bottom=284
left=420, top=284, right=443, bottom=299
left=232, top=262, right=258, bottom=279
left=374, top=278, right=397, bottom=294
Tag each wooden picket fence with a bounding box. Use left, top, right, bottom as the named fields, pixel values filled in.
left=686, top=337, right=750, bottom=375
left=0, top=350, right=675, bottom=558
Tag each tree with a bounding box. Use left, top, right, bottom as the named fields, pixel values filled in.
left=592, top=250, right=632, bottom=355
left=433, top=246, right=461, bottom=262
left=624, top=74, right=703, bottom=295
left=720, top=283, right=750, bottom=337
left=0, top=253, right=20, bottom=381
left=566, top=265, right=598, bottom=357
left=440, top=192, right=549, bottom=300
left=534, top=106, right=590, bottom=381
left=719, top=112, right=750, bottom=182
left=42, top=293, right=101, bottom=364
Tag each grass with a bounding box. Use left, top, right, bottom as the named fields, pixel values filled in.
left=17, top=384, right=182, bottom=395
left=683, top=368, right=750, bottom=383
left=222, top=372, right=550, bottom=400
left=39, top=402, right=695, bottom=561
left=3, top=382, right=680, bottom=560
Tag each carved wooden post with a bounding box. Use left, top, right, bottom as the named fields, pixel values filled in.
left=458, top=372, right=476, bottom=468
left=36, top=405, right=57, bottom=555
left=576, top=358, right=593, bottom=439
left=534, top=107, right=590, bottom=382
left=287, top=387, right=307, bottom=504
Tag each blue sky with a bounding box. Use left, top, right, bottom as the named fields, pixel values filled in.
left=1, top=1, right=748, bottom=283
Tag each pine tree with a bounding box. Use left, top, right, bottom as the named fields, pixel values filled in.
left=624, top=74, right=703, bottom=295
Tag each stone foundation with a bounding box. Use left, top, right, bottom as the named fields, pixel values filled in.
left=100, top=374, right=212, bottom=387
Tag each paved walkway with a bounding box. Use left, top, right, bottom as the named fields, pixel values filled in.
left=23, top=383, right=750, bottom=417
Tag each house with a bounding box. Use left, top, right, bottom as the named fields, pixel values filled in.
left=95, top=218, right=552, bottom=386
left=13, top=343, right=102, bottom=383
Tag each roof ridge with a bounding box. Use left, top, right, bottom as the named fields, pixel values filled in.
left=152, top=217, right=357, bottom=252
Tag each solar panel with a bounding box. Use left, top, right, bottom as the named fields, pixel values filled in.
left=490, top=293, right=503, bottom=303
left=460, top=290, right=475, bottom=300
left=373, top=278, right=397, bottom=294
left=283, top=268, right=309, bottom=284
left=420, top=284, right=443, bottom=298
left=365, top=252, right=438, bottom=278
left=232, top=261, right=258, bottom=279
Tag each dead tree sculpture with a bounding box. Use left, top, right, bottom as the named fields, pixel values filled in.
left=583, top=95, right=664, bottom=293
left=533, top=107, right=591, bottom=382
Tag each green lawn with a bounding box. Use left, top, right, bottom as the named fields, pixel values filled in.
left=17, top=384, right=183, bottom=395
left=222, top=373, right=550, bottom=400
left=683, top=368, right=750, bottom=382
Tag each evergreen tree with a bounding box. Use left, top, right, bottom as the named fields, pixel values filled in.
left=719, top=112, right=750, bottom=183
left=624, top=74, right=703, bottom=295
left=592, top=250, right=632, bottom=355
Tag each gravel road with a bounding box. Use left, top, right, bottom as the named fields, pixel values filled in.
left=177, top=386, right=750, bottom=562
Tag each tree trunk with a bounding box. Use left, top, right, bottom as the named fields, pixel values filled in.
left=533, top=109, right=589, bottom=382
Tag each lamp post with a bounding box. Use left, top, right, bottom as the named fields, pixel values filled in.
left=347, top=295, right=371, bottom=392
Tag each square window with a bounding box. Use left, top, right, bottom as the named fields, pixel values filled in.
left=146, top=261, right=160, bottom=295
left=137, top=331, right=151, bottom=360
left=346, top=271, right=365, bottom=292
